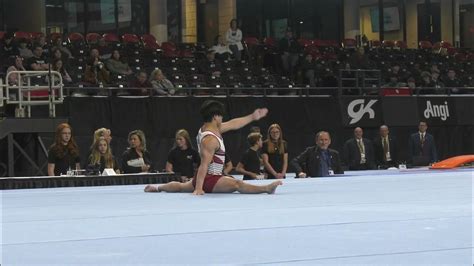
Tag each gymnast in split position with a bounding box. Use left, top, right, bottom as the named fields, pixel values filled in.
left=145, top=100, right=282, bottom=195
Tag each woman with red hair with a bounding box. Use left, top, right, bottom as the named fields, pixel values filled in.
left=47, top=123, right=81, bottom=176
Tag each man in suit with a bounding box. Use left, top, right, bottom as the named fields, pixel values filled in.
left=409, top=121, right=438, bottom=166
left=343, top=127, right=376, bottom=170
left=291, top=131, right=343, bottom=178
left=373, top=125, right=399, bottom=169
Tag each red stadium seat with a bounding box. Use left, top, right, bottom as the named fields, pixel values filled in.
left=141, top=34, right=160, bottom=50
left=382, top=40, right=395, bottom=48
left=382, top=87, right=412, bottom=96
left=14, top=31, right=31, bottom=41
left=419, top=41, right=432, bottom=49
left=440, top=41, right=452, bottom=49
left=263, top=37, right=276, bottom=47
left=103, top=33, right=120, bottom=45
left=395, top=40, right=407, bottom=49
left=298, top=38, right=312, bottom=48
left=122, top=33, right=140, bottom=44
left=0, top=31, right=5, bottom=40
left=86, top=32, right=101, bottom=44
left=370, top=40, right=381, bottom=48
left=68, top=32, right=84, bottom=43
left=342, top=38, right=357, bottom=49
left=243, top=37, right=259, bottom=46
left=30, top=32, right=44, bottom=40
left=49, top=32, right=63, bottom=42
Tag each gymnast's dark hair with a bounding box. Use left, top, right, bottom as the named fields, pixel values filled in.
left=200, top=100, right=225, bottom=122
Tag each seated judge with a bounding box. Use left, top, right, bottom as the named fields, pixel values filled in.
left=343, top=127, right=376, bottom=170
left=291, top=131, right=343, bottom=178
left=373, top=125, right=399, bottom=169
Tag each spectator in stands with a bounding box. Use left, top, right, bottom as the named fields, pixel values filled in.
left=291, top=131, right=343, bottom=178
left=406, top=77, right=417, bottom=90
left=84, top=48, right=110, bottom=86
left=6, top=56, right=26, bottom=85
left=96, top=38, right=112, bottom=60
left=373, top=125, right=399, bottom=169
left=409, top=121, right=438, bottom=166
left=166, top=129, right=200, bottom=182
left=301, top=53, right=316, bottom=87
left=26, top=45, right=49, bottom=71
left=226, top=19, right=243, bottom=61
left=36, top=35, right=49, bottom=56
left=199, top=49, right=222, bottom=77
left=236, top=132, right=264, bottom=180
left=51, top=37, right=73, bottom=59
left=87, top=136, right=120, bottom=174
left=418, top=71, right=435, bottom=94
left=106, top=49, right=133, bottom=76
left=429, top=63, right=440, bottom=75
left=17, top=39, right=33, bottom=59
left=349, top=48, right=370, bottom=69
left=149, top=68, right=175, bottom=95
left=382, top=74, right=403, bottom=88
left=47, top=123, right=81, bottom=176
left=129, top=70, right=152, bottom=96
left=343, top=127, right=375, bottom=170
left=279, top=27, right=301, bottom=78
left=262, top=124, right=288, bottom=179
left=93, top=127, right=112, bottom=144
left=0, top=32, right=18, bottom=58
left=121, top=130, right=153, bottom=174
left=52, top=59, right=72, bottom=84
left=211, top=35, right=232, bottom=61
left=431, top=70, right=445, bottom=93
left=444, top=69, right=462, bottom=94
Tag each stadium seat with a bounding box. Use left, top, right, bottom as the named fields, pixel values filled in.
left=103, top=33, right=121, bottom=48
left=382, top=40, right=395, bottom=49
left=86, top=33, right=101, bottom=45
left=394, top=40, right=407, bottom=49
left=14, top=31, right=31, bottom=41
left=419, top=41, right=432, bottom=49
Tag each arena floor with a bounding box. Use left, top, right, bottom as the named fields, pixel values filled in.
left=1, top=169, right=473, bottom=265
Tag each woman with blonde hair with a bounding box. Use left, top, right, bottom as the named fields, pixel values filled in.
left=121, top=130, right=153, bottom=173
left=166, top=129, right=200, bottom=182
left=47, top=123, right=81, bottom=176
left=262, top=124, right=288, bottom=179
left=93, top=128, right=112, bottom=143
left=87, top=136, right=120, bottom=173
left=150, top=68, right=175, bottom=95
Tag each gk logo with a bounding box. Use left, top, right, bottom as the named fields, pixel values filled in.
left=347, top=99, right=378, bottom=124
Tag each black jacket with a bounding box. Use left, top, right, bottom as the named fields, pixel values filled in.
left=343, top=138, right=376, bottom=170
left=373, top=136, right=399, bottom=166
left=291, top=146, right=343, bottom=177
left=121, top=148, right=153, bottom=174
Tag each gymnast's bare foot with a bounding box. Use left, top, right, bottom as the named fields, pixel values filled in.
left=144, top=184, right=160, bottom=193
left=266, top=181, right=283, bottom=194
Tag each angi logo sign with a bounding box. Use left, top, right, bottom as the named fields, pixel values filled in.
left=424, top=101, right=450, bottom=121
left=347, top=99, right=378, bottom=125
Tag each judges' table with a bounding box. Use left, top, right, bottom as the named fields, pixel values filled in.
left=0, top=172, right=179, bottom=190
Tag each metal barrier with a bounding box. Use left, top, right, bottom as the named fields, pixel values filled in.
left=338, top=69, right=382, bottom=96
left=5, top=71, right=64, bottom=117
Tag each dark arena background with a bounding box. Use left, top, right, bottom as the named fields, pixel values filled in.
left=0, top=0, right=473, bottom=265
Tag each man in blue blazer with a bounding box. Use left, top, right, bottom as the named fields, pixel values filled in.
left=409, top=121, right=438, bottom=166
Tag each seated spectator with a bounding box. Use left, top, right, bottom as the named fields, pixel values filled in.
left=87, top=136, right=120, bottom=174
left=97, top=38, right=112, bottom=60
left=6, top=56, right=26, bottom=85
left=279, top=27, right=301, bottom=78
left=211, top=35, right=232, bottom=61
left=291, top=131, right=343, bottom=178
left=431, top=70, right=445, bottom=94
left=47, top=123, right=81, bottom=176
left=51, top=37, right=73, bottom=59
left=129, top=71, right=152, bottom=96
left=121, top=130, right=153, bottom=174
left=36, top=36, right=49, bottom=57
left=165, top=129, right=200, bottom=182
left=199, top=50, right=222, bottom=77
left=17, top=39, right=33, bottom=59
left=382, top=74, right=403, bottom=88
left=0, top=32, right=18, bottom=59
left=84, top=48, right=110, bottom=86
left=349, top=47, right=370, bottom=69
left=406, top=77, right=417, bottom=90
left=444, top=69, right=462, bottom=94
left=149, top=68, right=175, bottom=95
left=301, top=53, right=316, bottom=87
left=236, top=132, right=264, bottom=180
left=26, top=45, right=49, bottom=71
left=418, top=71, right=436, bottom=94
left=106, top=49, right=133, bottom=76
left=52, top=59, right=72, bottom=84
